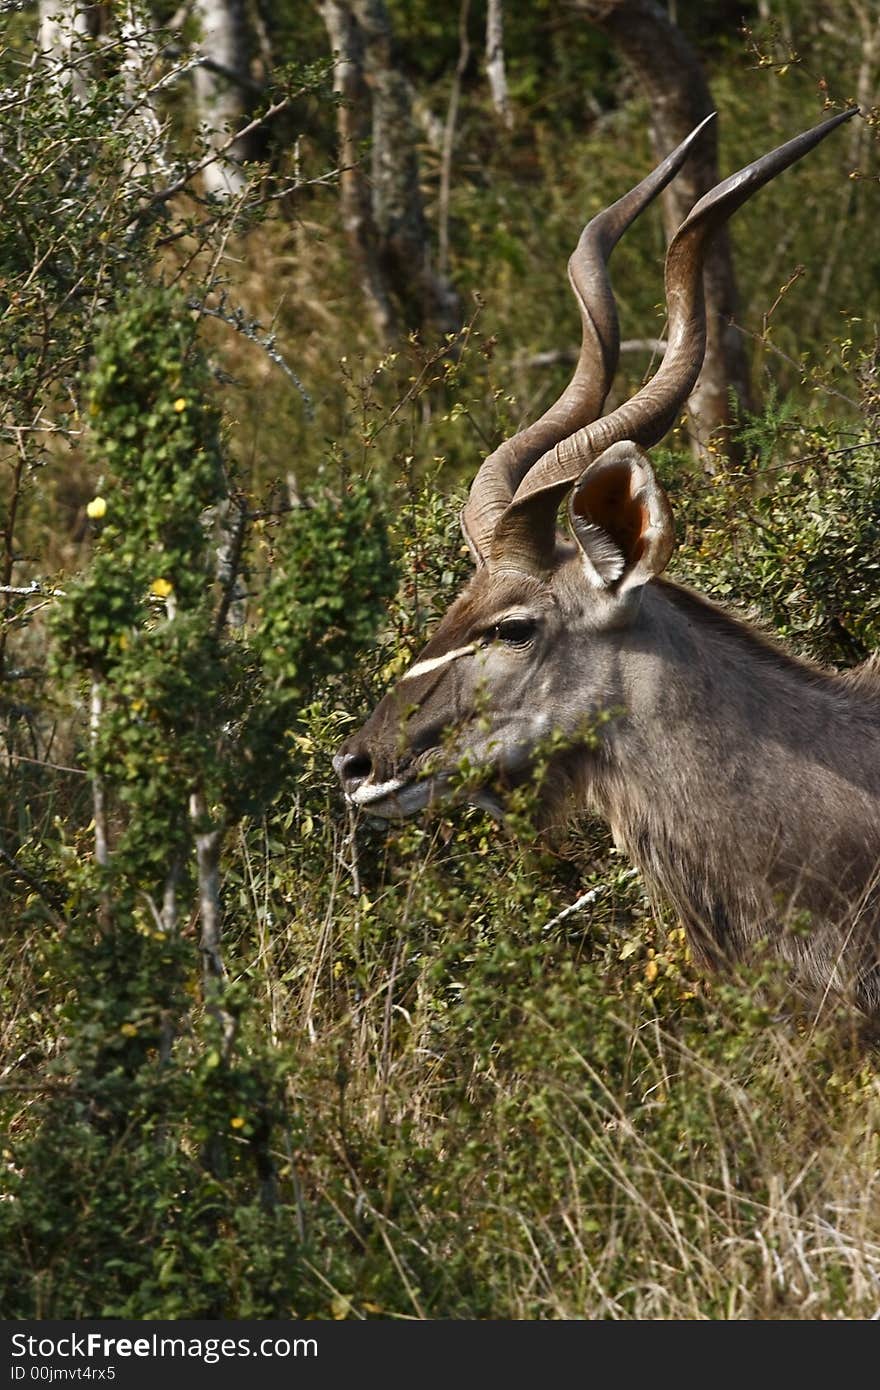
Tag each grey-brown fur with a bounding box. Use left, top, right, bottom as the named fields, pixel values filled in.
left=335, top=112, right=878, bottom=1023
left=338, top=543, right=880, bottom=1017
left=584, top=581, right=880, bottom=1015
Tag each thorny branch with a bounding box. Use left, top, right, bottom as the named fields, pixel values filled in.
left=0, top=582, right=66, bottom=598
left=188, top=294, right=313, bottom=415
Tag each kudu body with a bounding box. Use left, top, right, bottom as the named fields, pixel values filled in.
left=335, top=110, right=880, bottom=1022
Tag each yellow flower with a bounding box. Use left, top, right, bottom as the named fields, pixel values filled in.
left=120, top=1023, right=138, bottom=1037
left=230, top=1116, right=246, bottom=1130
left=150, top=577, right=174, bottom=598
left=86, top=497, right=107, bottom=519
left=173, top=397, right=187, bottom=413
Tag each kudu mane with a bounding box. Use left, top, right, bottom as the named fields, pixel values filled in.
left=655, top=579, right=872, bottom=699
left=336, top=108, right=880, bottom=1027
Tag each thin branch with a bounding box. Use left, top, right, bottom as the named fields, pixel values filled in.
left=725, top=437, right=880, bottom=480
left=761, top=265, right=806, bottom=337
left=0, top=597, right=57, bottom=630
left=366, top=308, right=479, bottom=445
left=541, top=886, right=603, bottom=933
left=3, top=752, right=87, bottom=775
left=195, top=54, right=265, bottom=96
left=0, top=581, right=66, bottom=597
left=516, top=339, right=668, bottom=370
left=126, top=91, right=300, bottom=225
left=0, top=422, right=81, bottom=437
left=734, top=317, right=861, bottom=409
left=188, top=294, right=313, bottom=415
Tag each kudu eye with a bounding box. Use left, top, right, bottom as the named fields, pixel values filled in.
left=490, top=618, right=537, bottom=648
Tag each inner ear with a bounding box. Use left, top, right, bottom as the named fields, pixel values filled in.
left=568, top=441, right=674, bottom=592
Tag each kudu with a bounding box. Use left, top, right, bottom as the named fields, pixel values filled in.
left=335, top=110, right=880, bottom=1024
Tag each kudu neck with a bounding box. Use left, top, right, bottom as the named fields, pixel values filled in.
left=588, top=578, right=880, bottom=1001
left=601, top=578, right=880, bottom=873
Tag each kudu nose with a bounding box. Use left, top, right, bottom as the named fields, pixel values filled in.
left=334, top=749, right=373, bottom=789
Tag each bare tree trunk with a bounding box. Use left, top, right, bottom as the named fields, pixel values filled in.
left=118, top=3, right=173, bottom=191
left=89, top=672, right=113, bottom=930
left=850, top=2, right=880, bottom=171
left=89, top=676, right=109, bottom=872
left=193, top=0, right=255, bottom=199
left=577, top=0, right=752, bottom=460
left=439, top=0, right=472, bottom=279
left=353, top=0, right=461, bottom=337
left=486, top=0, right=513, bottom=129
left=37, top=1, right=103, bottom=100
left=317, top=0, right=460, bottom=340
left=318, top=0, right=399, bottom=339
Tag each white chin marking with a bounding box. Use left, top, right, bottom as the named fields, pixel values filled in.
left=350, top=777, right=406, bottom=806
left=398, top=643, right=476, bottom=683
left=349, top=777, right=505, bottom=823
left=348, top=778, right=433, bottom=819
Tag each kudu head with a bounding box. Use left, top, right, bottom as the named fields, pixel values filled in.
left=335, top=111, right=855, bottom=819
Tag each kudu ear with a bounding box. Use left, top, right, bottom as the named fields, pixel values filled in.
left=568, top=441, right=675, bottom=594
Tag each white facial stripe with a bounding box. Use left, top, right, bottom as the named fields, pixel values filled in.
left=399, top=643, right=476, bottom=683
left=350, top=777, right=405, bottom=806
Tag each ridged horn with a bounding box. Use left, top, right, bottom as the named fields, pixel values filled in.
left=489, top=107, right=858, bottom=575
left=459, top=114, right=716, bottom=565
